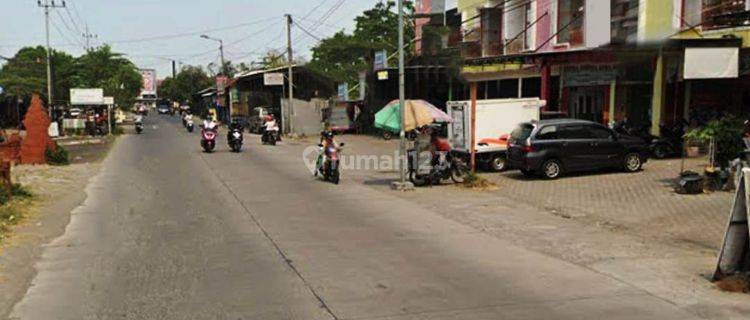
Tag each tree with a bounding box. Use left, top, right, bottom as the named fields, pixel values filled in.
left=307, top=1, right=414, bottom=86
left=158, top=65, right=212, bottom=107
left=0, top=46, right=76, bottom=104
left=74, top=45, right=142, bottom=107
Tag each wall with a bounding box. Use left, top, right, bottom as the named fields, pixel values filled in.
left=637, top=0, right=678, bottom=43
left=585, top=0, right=611, bottom=48
left=281, top=98, right=327, bottom=136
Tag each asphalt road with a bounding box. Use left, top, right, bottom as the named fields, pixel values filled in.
left=10, top=116, right=701, bottom=320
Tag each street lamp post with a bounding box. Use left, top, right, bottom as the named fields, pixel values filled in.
left=200, top=35, right=225, bottom=75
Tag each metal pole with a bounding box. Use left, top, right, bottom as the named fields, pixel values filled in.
left=107, top=104, right=112, bottom=136
left=398, top=0, right=406, bottom=185
left=218, top=40, right=226, bottom=75
left=286, top=14, right=295, bottom=135
left=44, top=3, right=53, bottom=118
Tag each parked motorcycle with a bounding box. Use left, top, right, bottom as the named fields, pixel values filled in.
left=651, top=122, right=686, bottom=159
left=262, top=128, right=279, bottom=146
left=407, top=149, right=468, bottom=187
left=228, top=127, right=243, bottom=152
left=317, top=143, right=345, bottom=184
left=201, top=127, right=217, bottom=153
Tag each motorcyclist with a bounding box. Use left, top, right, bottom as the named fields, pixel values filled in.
left=203, top=118, right=218, bottom=131
left=262, top=115, right=279, bottom=141
left=428, top=127, right=451, bottom=170
left=134, top=113, right=143, bottom=124
left=227, top=119, right=243, bottom=140
left=316, top=130, right=341, bottom=175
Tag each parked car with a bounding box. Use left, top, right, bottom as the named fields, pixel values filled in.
left=507, top=119, right=650, bottom=179
left=68, top=108, right=82, bottom=118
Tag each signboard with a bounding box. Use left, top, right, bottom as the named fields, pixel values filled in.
left=337, top=83, right=349, bottom=101
left=377, top=70, right=389, bottom=80
left=139, top=69, right=156, bottom=96
left=103, top=96, right=114, bottom=105
left=70, top=88, right=104, bottom=105
left=685, top=47, right=739, bottom=79
left=562, top=65, right=616, bottom=87
left=264, top=73, right=285, bottom=86
left=216, top=76, right=229, bottom=94
left=374, top=50, right=388, bottom=70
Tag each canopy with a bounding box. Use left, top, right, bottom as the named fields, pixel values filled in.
left=374, top=100, right=451, bottom=133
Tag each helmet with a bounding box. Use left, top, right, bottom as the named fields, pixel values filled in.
left=323, top=131, right=334, bottom=139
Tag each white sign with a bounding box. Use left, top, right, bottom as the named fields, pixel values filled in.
left=685, top=47, right=739, bottom=79
left=264, top=73, right=285, bottom=86
left=70, top=88, right=104, bottom=105
left=103, top=96, right=115, bottom=105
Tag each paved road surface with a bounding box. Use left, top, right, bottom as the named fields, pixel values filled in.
left=10, top=116, right=700, bottom=319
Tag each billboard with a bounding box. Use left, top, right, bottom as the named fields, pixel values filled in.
left=70, top=88, right=104, bottom=105
left=139, top=69, right=157, bottom=96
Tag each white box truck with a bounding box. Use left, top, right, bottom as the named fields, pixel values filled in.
left=447, top=98, right=545, bottom=171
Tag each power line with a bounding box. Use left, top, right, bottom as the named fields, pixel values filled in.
left=293, top=21, right=322, bottom=42
left=54, top=11, right=86, bottom=49
left=104, top=17, right=278, bottom=44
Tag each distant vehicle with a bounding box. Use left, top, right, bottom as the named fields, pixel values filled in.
left=68, top=108, right=82, bottom=118
left=248, top=107, right=269, bottom=134
left=507, top=119, right=650, bottom=179
left=157, top=104, right=171, bottom=115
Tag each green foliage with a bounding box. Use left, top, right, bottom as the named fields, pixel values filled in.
left=307, top=1, right=414, bottom=86
left=684, top=116, right=744, bottom=168
left=74, top=45, right=142, bottom=107
left=0, top=46, right=76, bottom=103
left=158, top=65, right=213, bottom=107
left=0, top=184, right=33, bottom=205
left=0, top=45, right=141, bottom=107
left=45, top=143, right=70, bottom=166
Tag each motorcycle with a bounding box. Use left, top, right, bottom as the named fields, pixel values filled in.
left=407, top=149, right=469, bottom=187
left=135, top=122, right=144, bottom=134
left=201, top=127, right=217, bottom=153
left=316, top=143, right=345, bottom=184
left=262, top=128, right=279, bottom=145
left=228, top=127, right=243, bottom=152
left=651, top=122, right=686, bottom=159
left=182, top=117, right=195, bottom=132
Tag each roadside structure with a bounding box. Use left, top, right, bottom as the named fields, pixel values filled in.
left=451, top=0, right=750, bottom=135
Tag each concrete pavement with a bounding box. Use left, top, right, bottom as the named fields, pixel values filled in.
left=10, top=116, right=702, bottom=319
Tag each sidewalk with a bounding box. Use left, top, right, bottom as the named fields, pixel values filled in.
left=328, top=134, right=750, bottom=319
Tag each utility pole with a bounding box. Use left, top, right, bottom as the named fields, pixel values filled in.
left=391, top=0, right=413, bottom=191
left=38, top=0, right=66, bottom=117
left=82, top=24, right=97, bottom=51
left=285, top=14, right=294, bottom=135
left=172, top=60, right=176, bottom=78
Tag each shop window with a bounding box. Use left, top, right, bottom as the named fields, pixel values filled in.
left=499, top=79, right=519, bottom=98
left=611, top=0, right=638, bottom=44
left=521, top=77, right=541, bottom=98
left=486, top=80, right=499, bottom=99
left=481, top=8, right=503, bottom=57
left=556, top=0, right=585, bottom=46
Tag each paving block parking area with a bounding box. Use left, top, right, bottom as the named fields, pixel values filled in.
left=485, top=158, right=733, bottom=250
left=334, top=135, right=734, bottom=251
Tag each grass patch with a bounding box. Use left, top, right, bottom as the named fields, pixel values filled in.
left=460, top=172, right=498, bottom=191
left=45, top=142, right=70, bottom=166
left=0, top=184, right=34, bottom=241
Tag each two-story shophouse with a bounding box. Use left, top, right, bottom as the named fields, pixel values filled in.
left=456, top=0, right=748, bottom=135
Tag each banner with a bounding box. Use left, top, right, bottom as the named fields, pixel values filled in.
left=70, top=88, right=104, bottom=105
left=139, top=69, right=156, bottom=96
left=684, top=47, right=739, bottom=79
left=374, top=50, right=388, bottom=70
left=337, top=83, right=349, bottom=101
left=263, top=73, right=284, bottom=86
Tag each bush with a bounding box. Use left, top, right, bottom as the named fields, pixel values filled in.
left=684, top=116, right=744, bottom=168
left=45, top=142, right=70, bottom=165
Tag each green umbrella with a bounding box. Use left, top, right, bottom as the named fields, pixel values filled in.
left=374, top=100, right=439, bottom=133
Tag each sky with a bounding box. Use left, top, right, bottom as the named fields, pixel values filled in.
left=0, top=0, right=379, bottom=78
